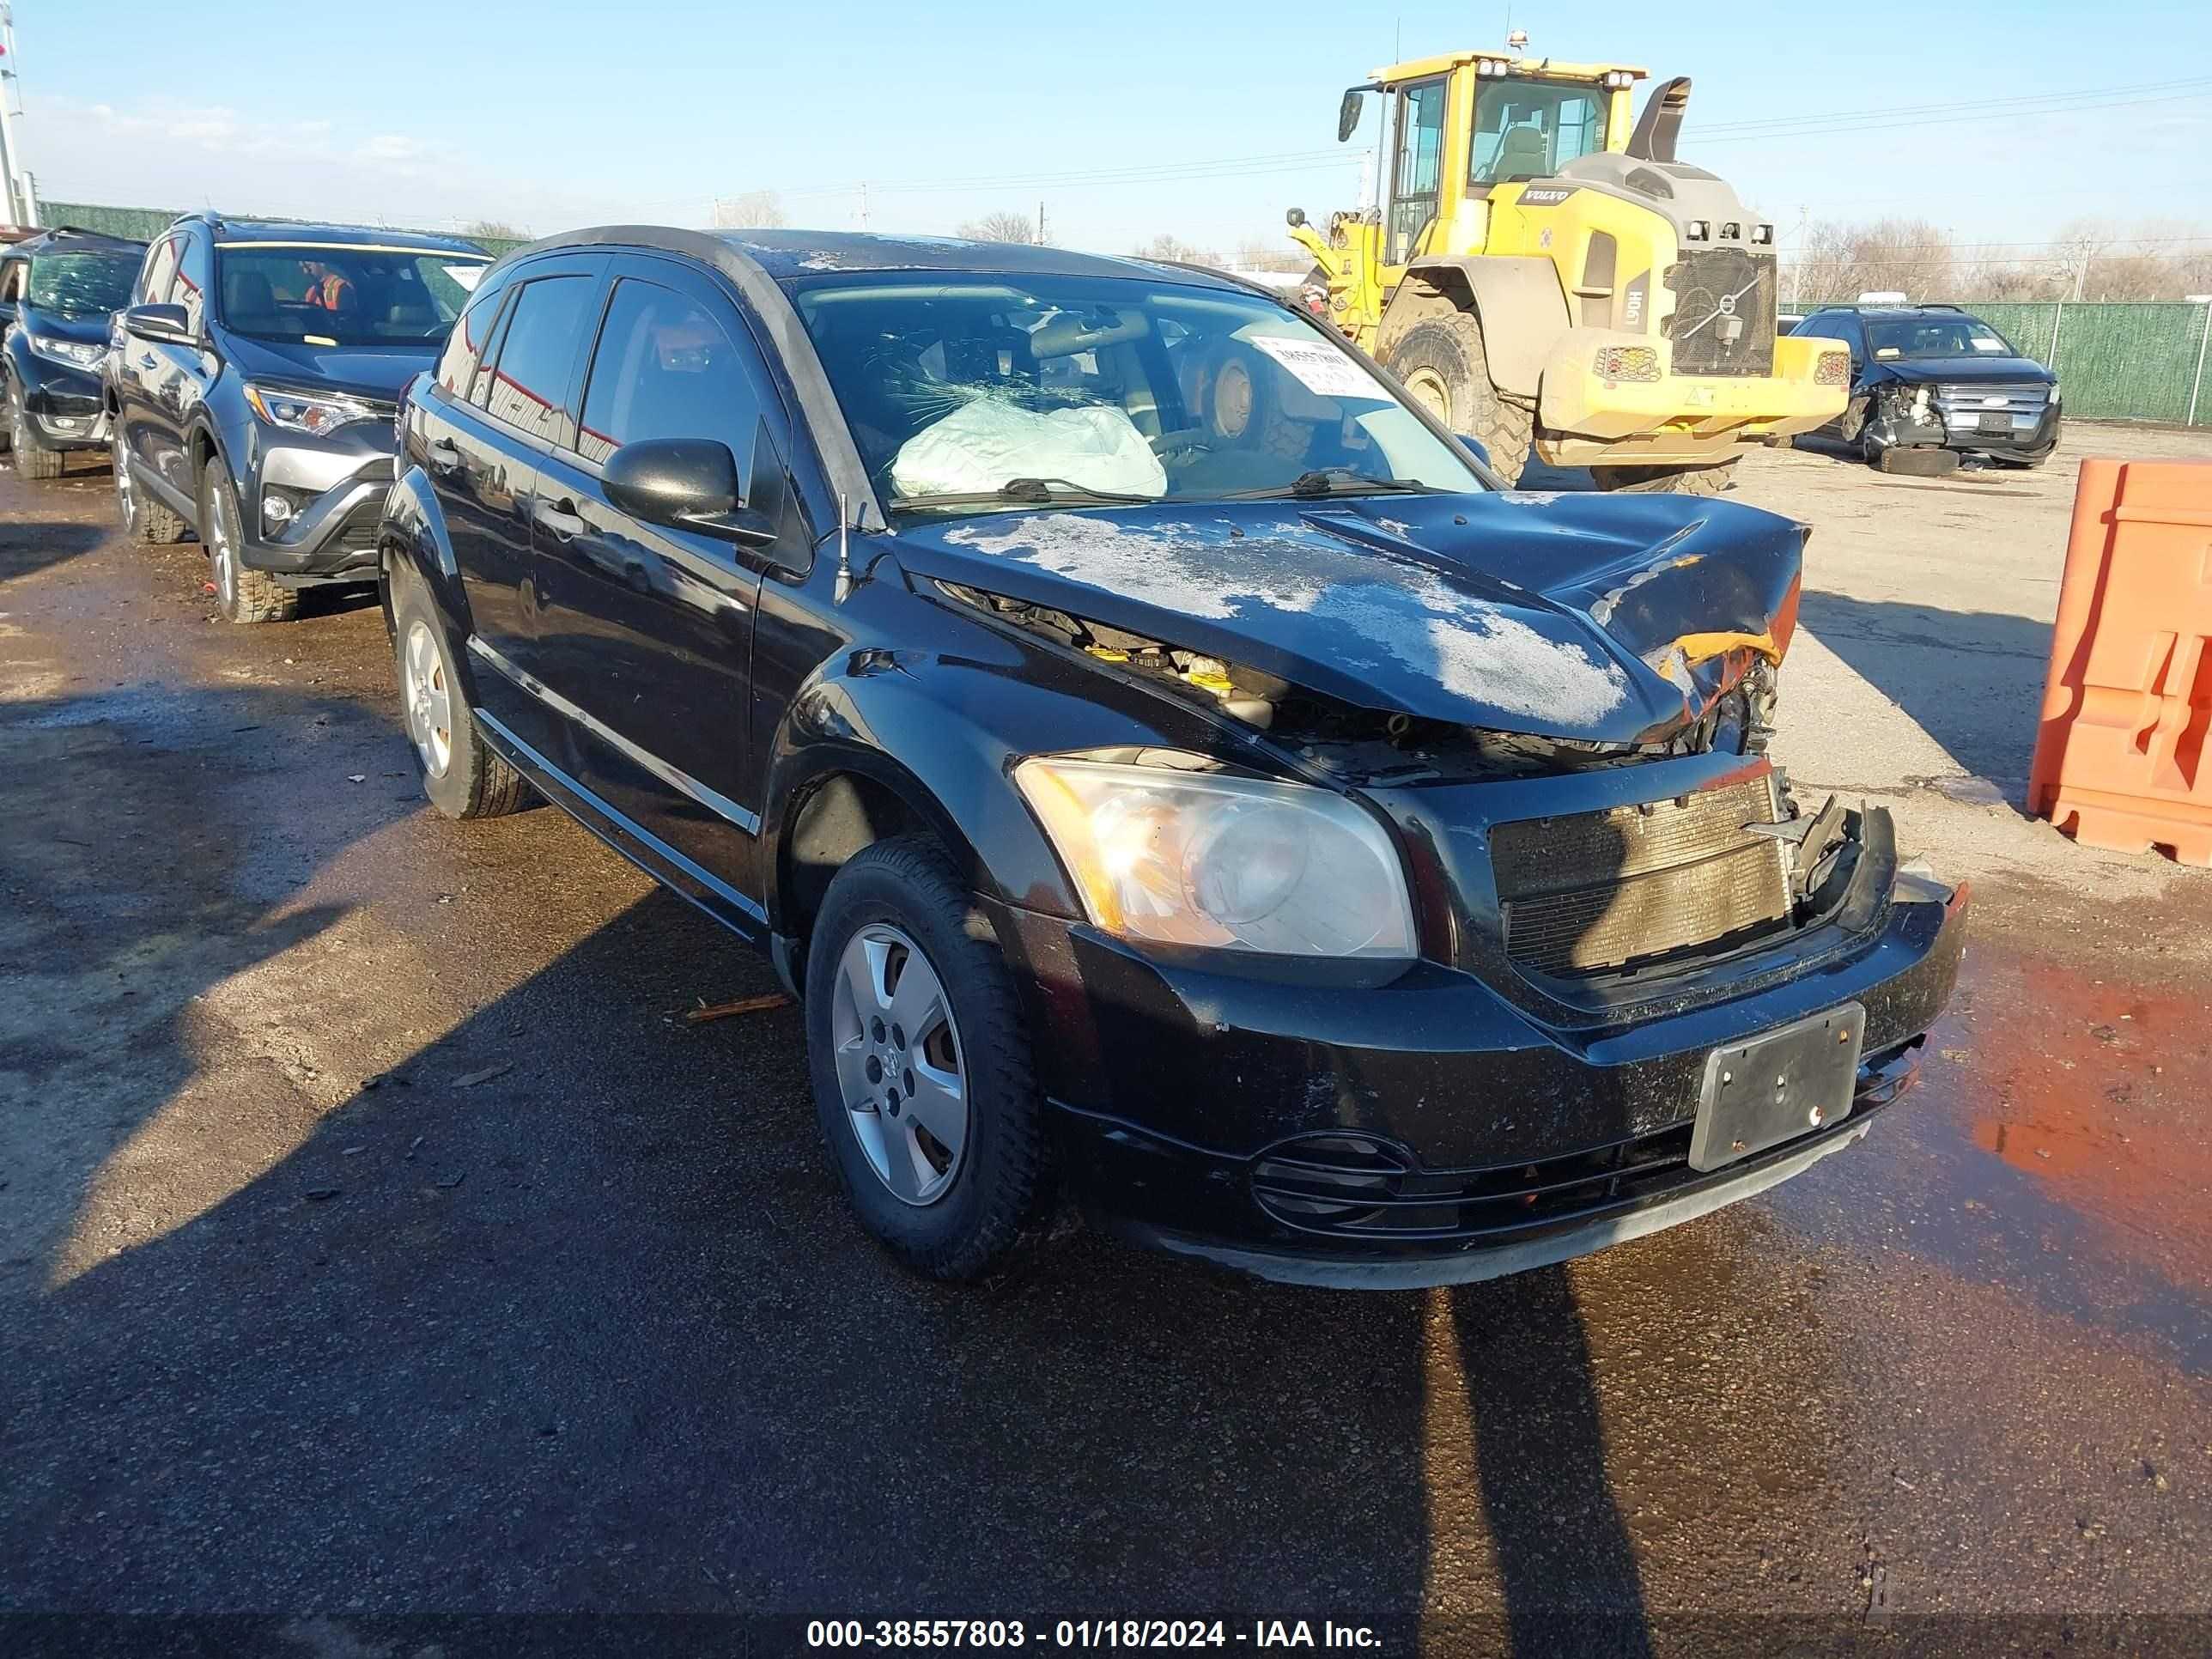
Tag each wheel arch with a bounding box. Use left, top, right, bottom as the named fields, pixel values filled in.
left=1379, top=256, right=1569, bottom=398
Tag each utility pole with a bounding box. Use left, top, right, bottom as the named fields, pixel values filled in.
left=1036, top=199, right=1045, bottom=246
left=858, top=181, right=869, bottom=232
left=0, top=4, right=35, bottom=228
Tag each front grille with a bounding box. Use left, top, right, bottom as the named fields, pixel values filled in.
left=1934, top=381, right=2050, bottom=435
left=1492, top=775, right=1791, bottom=976
left=1666, top=247, right=1778, bottom=376
left=1247, top=1046, right=1919, bottom=1241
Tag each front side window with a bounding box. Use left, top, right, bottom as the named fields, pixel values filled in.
left=214, top=245, right=490, bottom=346
left=477, top=274, right=594, bottom=444
left=1386, top=78, right=1448, bottom=264
left=1868, top=317, right=2016, bottom=360
left=173, top=233, right=211, bottom=335
left=137, top=236, right=180, bottom=307
left=793, top=272, right=1486, bottom=514
left=577, top=278, right=760, bottom=466
left=1471, top=78, right=1609, bottom=185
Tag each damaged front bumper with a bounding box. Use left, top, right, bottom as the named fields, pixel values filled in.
left=1863, top=385, right=2062, bottom=464
left=988, top=791, right=1966, bottom=1288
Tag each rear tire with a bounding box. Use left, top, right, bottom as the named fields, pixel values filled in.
left=9, top=386, right=64, bottom=480
left=389, top=568, right=528, bottom=820
left=805, top=836, right=1049, bottom=1281
left=1381, top=312, right=1534, bottom=484
left=201, top=465, right=297, bottom=623
left=114, top=429, right=190, bottom=544
left=1591, top=459, right=1739, bottom=495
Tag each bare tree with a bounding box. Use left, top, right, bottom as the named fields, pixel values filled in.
left=1133, top=233, right=1220, bottom=265
left=1231, top=236, right=1310, bottom=274
left=714, top=191, right=787, bottom=229
left=465, top=219, right=527, bottom=242
left=957, top=211, right=1036, bottom=244
left=1785, top=217, right=1956, bottom=303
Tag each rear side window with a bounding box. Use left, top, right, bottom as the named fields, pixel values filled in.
left=576, top=278, right=761, bottom=467
left=477, top=275, right=593, bottom=445
left=437, top=276, right=510, bottom=399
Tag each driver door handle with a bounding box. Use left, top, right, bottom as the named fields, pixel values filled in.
left=536, top=496, right=586, bottom=541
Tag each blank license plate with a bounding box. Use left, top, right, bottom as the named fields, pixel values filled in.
left=1977, top=412, right=2011, bottom=435
left=1690, top=1003, right=1866, bottom=1172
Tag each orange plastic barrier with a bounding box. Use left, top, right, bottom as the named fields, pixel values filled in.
left=2027, top=458, right=2212, bottom=866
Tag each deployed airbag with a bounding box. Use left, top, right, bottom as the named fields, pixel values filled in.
left=890, top=398, right=1167, bottom=500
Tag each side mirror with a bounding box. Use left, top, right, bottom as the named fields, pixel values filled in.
left=1338, top=88, right=1366, bottom=143
left=1459, top=434, right=1493, bottom=469
left=125, top=302, right=193, bottom=345
left=602, top=437, right=769, bottom=544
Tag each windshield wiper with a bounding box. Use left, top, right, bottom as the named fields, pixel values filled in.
left=888, top=477, right=1157, bottom=512
left=1224, top=469, right=1440, bottom=500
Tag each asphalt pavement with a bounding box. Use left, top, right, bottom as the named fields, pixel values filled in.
left=3, top=438, right=2209, bottom=1657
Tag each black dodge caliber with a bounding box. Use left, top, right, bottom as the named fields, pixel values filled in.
left=380, top=228, right=1966, bottom=1286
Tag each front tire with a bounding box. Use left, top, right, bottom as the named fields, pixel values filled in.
left=389, top=572, right=527, bottom=820
left=805, top=836, right=1048, bottom=1281
left=201, top=465, right=297, bottom=623
left=1381, top=312, right=1535, bottom=484
left=9, top=386, right=64, bottom=480
left=1590, top=459, right=1739, bottom=495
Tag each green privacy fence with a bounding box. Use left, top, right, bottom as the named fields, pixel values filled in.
left=1796, top=295, right=2212, bottom=427
left=39, top=201, right=531, bottom=261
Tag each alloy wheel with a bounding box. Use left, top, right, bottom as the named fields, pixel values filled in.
left=207, top=480, right=236, bottom=604
left=112, top=433, right=137, bottom=527
left=829, top=922, right=969, bottom=1206
left=401, top=618, right=453, bottom=778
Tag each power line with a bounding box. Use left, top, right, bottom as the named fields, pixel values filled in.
left=1690, top=74, right=2212, bottom=134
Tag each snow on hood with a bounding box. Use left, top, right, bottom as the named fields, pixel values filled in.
left=893, top=492, right=1806, bottom=745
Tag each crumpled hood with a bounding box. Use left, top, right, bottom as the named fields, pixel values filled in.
left=220, top=333, right=441, bottom=403
left=1863, top=354, right=2053, bottom=388
left=891, top=491, right=1805, bottom=745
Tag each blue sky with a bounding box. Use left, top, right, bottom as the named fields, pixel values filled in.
left=15, top=0, right=2210, bottom=266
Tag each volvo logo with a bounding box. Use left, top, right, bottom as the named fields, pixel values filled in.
left=1717, top=294, right=1737, bottom=317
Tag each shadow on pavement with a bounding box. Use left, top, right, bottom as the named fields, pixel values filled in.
left=1796, top=591, right=2053, bottom=798
left=0, top=518, right=108, bottom=583
left=4, top=781, right=1655, bottom=1649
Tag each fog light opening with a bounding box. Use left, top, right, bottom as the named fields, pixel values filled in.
left=261, top=491, right=296, bottom=532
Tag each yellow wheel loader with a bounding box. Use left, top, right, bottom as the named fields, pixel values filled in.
left=1290, top=50, right=1850, bottom=491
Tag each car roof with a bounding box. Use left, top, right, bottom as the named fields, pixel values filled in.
left=186, top=215, right=488, bottom=256
left=518, top=223, right=1248, bottom=292
left=1811, top=305, right=1976, bottom=321
left=11, top=225, right=146, bottom=256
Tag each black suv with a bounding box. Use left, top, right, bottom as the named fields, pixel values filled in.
left=1792, top=304, right=2060, bottom=473
left=381, top=228, right=1965, bottom=1286
left=106, top=215, right=489, bottom=622
left=0, top=227, right=143, bottom=479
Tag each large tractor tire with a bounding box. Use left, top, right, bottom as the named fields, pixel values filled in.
left=1590, top=460, right=1740, bottom=495
left=1380, top=312, right=1534, bottom=484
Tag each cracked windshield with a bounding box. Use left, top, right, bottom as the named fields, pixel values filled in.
left=793, top=274, right=1486, bottom=511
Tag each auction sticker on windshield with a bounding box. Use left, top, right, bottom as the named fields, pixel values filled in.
left=1245, top=332, right=1382, bottom=399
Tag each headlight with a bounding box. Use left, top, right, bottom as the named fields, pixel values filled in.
left=27, top=333, right=106, bottom=371
left=1013, top=757, right=1418, bottom=959
left=243, top=382, right=376, bottom=438
left=2047, top=384, right=2061, bottom=408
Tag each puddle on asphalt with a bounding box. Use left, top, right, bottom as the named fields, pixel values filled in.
left=1844, top=938, right=2212, bottom=1373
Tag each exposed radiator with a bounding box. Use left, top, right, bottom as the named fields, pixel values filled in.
left=1666, top=248, right=1778, bottom=377
left=1493, top=775, right=1792, bottom=976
